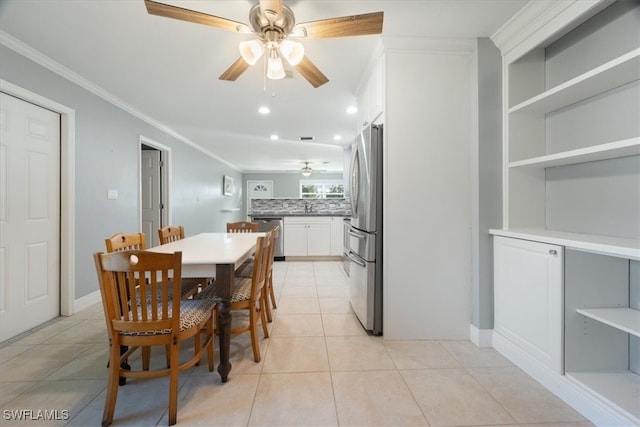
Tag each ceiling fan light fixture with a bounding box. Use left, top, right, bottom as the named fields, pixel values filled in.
left=301, top=162, right=313, bottom=177
left=267, top=48, right=286, bottom=80
left=280, top=40, right=304, bottom=66
left=239, top=39, right=264, bottom=65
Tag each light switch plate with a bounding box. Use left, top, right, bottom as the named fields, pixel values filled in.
left=107, top=189, right=118, bottom=200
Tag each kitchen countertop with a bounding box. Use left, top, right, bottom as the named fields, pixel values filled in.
left=250, top=212, right=351, bottom=217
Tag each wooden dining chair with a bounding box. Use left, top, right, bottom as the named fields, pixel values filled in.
left=226, top=221, right=259, bottom=233
left=105, top=232, right=199, bottom=299
left=236, top=225, right=279, bottom=322
left=196, top=231, right=272, bottom=362
left=158, top=225, right=214, bottom=291
left=94, top=249, right=215, bottom=426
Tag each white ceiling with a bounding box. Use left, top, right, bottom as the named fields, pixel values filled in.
left=0, top=0, right=527, bottom=173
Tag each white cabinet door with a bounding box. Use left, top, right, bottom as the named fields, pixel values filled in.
left=283, top=222, right=307, bottom=256
left=330, top=217, right=345, bottom=256
left=494, top=236, right=564, bottom=373
left=307, top=222, right=331, bottom=256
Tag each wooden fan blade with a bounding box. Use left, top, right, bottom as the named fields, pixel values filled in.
left=259, top=0, right=283, bottom=19
left=295, top=56, right=329, bottom=88
left=144, top=0, right=250, bottom=33
left=219, top=57, right=251, bottom=81
left=293, top=11, right=383, bottom=38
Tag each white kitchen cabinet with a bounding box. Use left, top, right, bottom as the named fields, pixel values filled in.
left=493, top=236, right=564, bottom=373
left=283, top=217, right=331, bottom=257
left=330, top=217, right=346, bottom=256
left=491, top=1, right=640, bottom=425
left=356, top=54, right=385, bottom=131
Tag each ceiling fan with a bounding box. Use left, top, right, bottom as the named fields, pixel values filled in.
left=144, top=0, right=384, bottom=88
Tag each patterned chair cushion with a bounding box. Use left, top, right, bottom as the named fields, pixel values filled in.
left=134, top=280, right=199, bottom=303
left=196, top=277, right=252, bottom=303
left=235, top=260, right=253, bottom=278
left=120, top=299, right=216, bottom=336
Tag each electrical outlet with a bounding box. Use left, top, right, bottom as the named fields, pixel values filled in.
left=107, top=189, right=118, bottom=200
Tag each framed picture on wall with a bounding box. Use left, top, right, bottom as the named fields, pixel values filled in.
left=223, top=175, right=233, bottom=196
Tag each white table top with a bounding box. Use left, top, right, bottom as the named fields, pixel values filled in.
left=147, top=232, right=264, bottom=276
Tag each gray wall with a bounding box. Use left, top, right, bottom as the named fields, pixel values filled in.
left=1, top=45, right=244, bottom=300
left=470, top=38, right=503, bottom=330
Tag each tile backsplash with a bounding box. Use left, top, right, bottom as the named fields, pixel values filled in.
left=250, top=198, right=351, bottom=216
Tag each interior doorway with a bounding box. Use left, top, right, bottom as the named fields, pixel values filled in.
left=139, top=136, right=170, bottom=247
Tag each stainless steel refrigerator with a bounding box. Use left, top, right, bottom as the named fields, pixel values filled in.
left=347, top=124, right=383, bottom=335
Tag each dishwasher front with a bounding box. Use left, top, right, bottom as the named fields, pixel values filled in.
left=252, top=217, right=284, bottom=260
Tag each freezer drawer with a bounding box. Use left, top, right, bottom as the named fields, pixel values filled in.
left=348, top=226, right=376, bottom=262
left=348, top=250, right=376, bottom=331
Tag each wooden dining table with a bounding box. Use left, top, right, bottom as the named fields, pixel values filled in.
left=147, top=232, right=264, bottom=382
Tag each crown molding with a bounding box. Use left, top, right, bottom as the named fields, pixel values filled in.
left=491, top=0, right=611, bottom=59
left=0, top=30, right=240, bottom=171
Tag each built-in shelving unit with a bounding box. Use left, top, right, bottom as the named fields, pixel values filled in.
left=509, top=49, right=639, bottom=114
left=508, top=137, right=639, bottom=168
left=576, top=307, right=640, bottom=337
left=491, top=1, right=639, bottom=425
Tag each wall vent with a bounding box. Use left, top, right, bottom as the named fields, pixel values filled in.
left=299, top=136, right=314, bottom=141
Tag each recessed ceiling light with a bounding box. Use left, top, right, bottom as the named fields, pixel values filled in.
left=346, top=106, right=358, bottom=114
left=258, top=106, right=270, bottom=115
left=333, top=135, right=342, bottom=141
left=270, top=134, right=279, bottom=140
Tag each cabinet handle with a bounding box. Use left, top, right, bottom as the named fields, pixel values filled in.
left=549, top=249, right=557, bottom=255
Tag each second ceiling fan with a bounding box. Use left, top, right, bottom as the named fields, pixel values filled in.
left=144, top=0, right=383, bottom=88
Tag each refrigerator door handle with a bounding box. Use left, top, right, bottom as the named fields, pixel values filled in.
left=348, top=228, right=366, bottom=240
left=347, top=250, right=367, bottom=267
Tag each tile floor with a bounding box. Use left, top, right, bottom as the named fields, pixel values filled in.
left=0, top=261, right=594, bottom=426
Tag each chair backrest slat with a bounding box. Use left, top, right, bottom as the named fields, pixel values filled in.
left=158, top=225, right=185, bottom=244
left=227, top=221, right=259, bottom=233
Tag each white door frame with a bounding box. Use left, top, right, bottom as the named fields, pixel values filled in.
left=1, top=79, right=76, bottom=316
left=139, top=136, right=171, bottom=233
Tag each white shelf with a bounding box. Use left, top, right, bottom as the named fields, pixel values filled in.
left=220, top=208, right=240, bottom=212
left=576, top=307, right=640, bottom=337
left=567, top=371, right=640, bottom=422
left=508, top=138, right=640, bottom=168
left=489, top=228, right=640, bottom=260
left=509, top=49, right=640, bottom=114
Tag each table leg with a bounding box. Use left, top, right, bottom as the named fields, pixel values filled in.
left=216, top=263, right=233, bottom=382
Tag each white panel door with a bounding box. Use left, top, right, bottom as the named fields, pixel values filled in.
left=246, top=180, right=273, bottom=218
left=0, top=92, right=60, bottom=341
left=141, top=149, right=161, bottom=247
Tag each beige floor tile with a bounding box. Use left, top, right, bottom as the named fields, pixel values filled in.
left=275, top=296, right=320, bottom=315
left=520, top=422, right=596, bottom=427
left=46, top=343, right=109, bottom=381
left=317, top=285, right=349, bottom=298
left=469, top=367, right=587, bottom=424
left=249, top=372, right=338, bottom=426
left=270, top=314, right=324, bottom=337
left=1, top=379, right=104, bottom=426
left=321, top=313, right=367, bottom=336
left=279, top=285, right=318, bottom=298
left=0, top=344, right=94, bottom=381
left=319, top=297, right=352, bottom=314
left=0, top=344, right=33, bottom=364
left=262, top=337, right=329, bottom=373
left=326, top=336, right=395, bottom=371
left=70, top=376, right=174, bottom=426
left=0, top=382, right=36, bottom=407
left=401, top=368, right=516, bottom=427
left=332, top=370, right=428, bottom=426
left=7, top=320, right=80, bottom=346
left=440, top=340, right=514, bottom=368
left=42, top=320, right=106, bottom=345
left=159, top=374, right=260, bottom=426
left=384, top=340, right=461, bottom=369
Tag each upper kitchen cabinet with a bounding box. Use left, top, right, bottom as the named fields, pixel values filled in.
left=356, top=53, right=385, bottom=131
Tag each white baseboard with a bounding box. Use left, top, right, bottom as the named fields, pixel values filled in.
left=492, top=331, right=638, bottom=427
left=469, top=324, right=493, bottom=347
left=73, top=290, right=101, bottom=314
